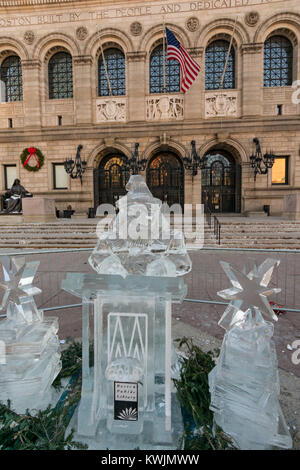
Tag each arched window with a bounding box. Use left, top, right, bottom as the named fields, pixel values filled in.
left=98, top=48, right=125, bottom=96
left=48, top=52, right=73, bottom=99
left=0, top=55, right=23, bottom=102
left=264, top=35, right=293, bottom=87
left=205, top=39, right=235, bottom=90
left=149, top=44, right=180, bottom=94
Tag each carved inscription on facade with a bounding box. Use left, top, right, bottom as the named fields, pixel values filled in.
left=0, top=1, right=285, bottom=28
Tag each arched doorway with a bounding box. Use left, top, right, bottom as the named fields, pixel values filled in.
left=93, top=153, right=130, bottom=208
left=146, top=152, right=184, bottom=208
left=202, top=150, right=241, bottom=213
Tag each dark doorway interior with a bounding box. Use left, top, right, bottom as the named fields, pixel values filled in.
left=94, top=153, right=130, bottom=208
left=201, top=150, right=241, bottom=213
left=146, top=152, right=184, bottom=209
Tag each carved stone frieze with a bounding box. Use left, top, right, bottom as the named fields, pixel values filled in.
left=205, top=91, right=238, bottom=118
left=96, top=97, right=126, bottom=122
left=146, top=95, right=184, bottom=121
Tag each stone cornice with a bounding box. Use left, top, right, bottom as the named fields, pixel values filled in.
left=241, top=43, right=264, bottom=55
left=0, top=116, right=299, bottom=143
left=0, top=0, right=82, bottom=6
left=21, top=59, right=42, bottom=69
left=73, top=55, right=93, bottom=65
left=127, top=51, right=147, bottom=62
left=188, top=47, right=204, bottom=58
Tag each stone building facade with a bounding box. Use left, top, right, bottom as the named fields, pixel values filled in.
left=0, top=0, right=300, bottom=216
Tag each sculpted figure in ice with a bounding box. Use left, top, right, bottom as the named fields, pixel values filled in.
left=208, top=258, right=292, bottom=450
left=89, top=175, right=192, bottom=277
left=0, top=256, right=61, bottom=414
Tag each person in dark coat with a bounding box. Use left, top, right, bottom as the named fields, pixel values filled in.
left=2, top=179, right=32, bottom=213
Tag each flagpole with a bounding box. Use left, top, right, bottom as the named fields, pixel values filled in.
left=219, top=16, right=238, bottom=90
left=163, top=17, right=166, bottom=94
left=98, top=27, right=113, bottom=97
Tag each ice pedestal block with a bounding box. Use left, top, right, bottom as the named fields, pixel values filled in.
left=208, top=259, right=292, bottom=450
left=62, top=273, right=187, bottom=449
left=0, top=257, right=61, bottom=414
left=62, top=175, right=191, bottom=449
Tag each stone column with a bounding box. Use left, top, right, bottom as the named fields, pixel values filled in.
left=73, top=55, right=93, bottom=125
left=241, top=44, right=264, bottom=117
left=127, top=52, right=146, bottom=122
left=22, top=59, right=42, bottom=128
left=184, top=48, right=204, bottom=120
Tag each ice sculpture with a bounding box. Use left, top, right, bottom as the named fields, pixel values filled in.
left=0, top=256, right=61, bottom=414
left=208, top=258, right=292, bottom=450
left=62, top=175, right=191, bottom=449
left=89, top=174, right=192, bottom=277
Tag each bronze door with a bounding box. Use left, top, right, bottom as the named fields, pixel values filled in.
left=202, top=151, right=241, bottom=213
left=146, top=152, right=184, bottom=209
left=94, top=154, right=130, bottom=208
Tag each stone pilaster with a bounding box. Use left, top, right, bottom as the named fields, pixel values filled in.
left=241, top=43, right=264, bottom=117
left=73, top=55, right=93, bottom=125
left=22, top=59, right=42, bottom=128
left=127, top=51, right=146, bottom=122
left=183, top=47, right=204, bottom=121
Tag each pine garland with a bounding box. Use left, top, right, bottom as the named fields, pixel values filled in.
left=0, top=338, right=234, bottom=450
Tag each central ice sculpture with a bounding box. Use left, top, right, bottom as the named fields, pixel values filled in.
left=62, top=175, right=191, bottom=449
left=208, top=258, right=292, bottom=450
left=89, top=174, right=191, bottom=278
left=0, top=257, right=61, bottom=414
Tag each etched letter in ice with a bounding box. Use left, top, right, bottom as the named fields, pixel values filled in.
left=0, top=256, right=61, bottom=414
left=208, top=258, right=292, bottom=450
left=89, top=175, right=192, bottom=277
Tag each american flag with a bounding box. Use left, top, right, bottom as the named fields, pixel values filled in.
left=165, top=27, right=201, bottom=93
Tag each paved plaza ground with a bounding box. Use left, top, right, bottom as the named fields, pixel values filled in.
left=1, top=246, right=300, bottom=448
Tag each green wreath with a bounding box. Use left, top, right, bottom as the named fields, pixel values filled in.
left=20, top=147, right=45, bottom=172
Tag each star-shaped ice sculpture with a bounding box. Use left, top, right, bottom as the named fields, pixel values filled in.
left=0, top=256, right=42, bottom=323
left=217, top=258, right=281, bottom=330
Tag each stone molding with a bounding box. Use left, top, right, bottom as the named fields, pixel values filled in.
left=0, top=0, right=78, bottom=5
left=188, top=47, right=204, bottom=58
left=127, top=51, right=146, bottom=62
left=21, top=59, right=42, bottom=69
left=241, top=43, right=264, bottom=55
left=96, top=97, right=127, bottom=122
left=73, top=55, right=93, bottom=65
left=205, top=91, right=238, bottom=118
left=146, top=95, right=184, bottom=121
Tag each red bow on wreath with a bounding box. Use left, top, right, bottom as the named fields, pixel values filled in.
left=23, top=147, right=40, bottom=168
